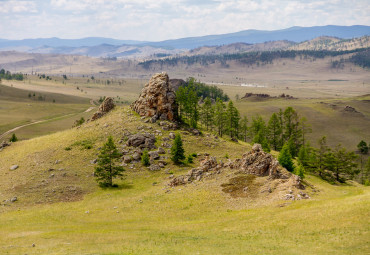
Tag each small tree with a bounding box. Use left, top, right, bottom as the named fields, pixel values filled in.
left=9, top=134, right=18, bottom=142
left=278, top=143, right=295, bottom=172
left=141, top=149, right=150, bottom=166
left=94, top=136, right=124, bottom=187
left=171, top=133, right=185, bottom=164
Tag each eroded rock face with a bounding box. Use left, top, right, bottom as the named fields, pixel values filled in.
left=91, top=97, right=115, bottom=121
left=126, top=133, right=156, bottom=150
left=231, top=143, right=290, bottom=179
left=131, top=72, right=178, bottom=122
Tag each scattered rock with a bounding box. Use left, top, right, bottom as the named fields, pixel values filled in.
left=0, top=141, right=10, bottom=150
left=149, top=151, right=160, bottom=160
left=123, top=156, right=132, bottom=163
left=132, top=152, right=142, bottom=161
left=169, top=132, right=176, bottom=139
left=10, top=197, right=17, bottom=202
left=90, top=159, right=97, bottom=164
left=131, top=72, right=178, bottom=122
left=55, top=160, right=61, bottom=164
left=9, top=165, right=18, bottom=170
left=91, top=97, right=115, bottom=121
left=149, top=164, right=161, bottom=171
left=158, top=147, right=166, bottom=154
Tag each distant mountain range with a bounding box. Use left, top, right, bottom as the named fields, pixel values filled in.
left=0, top=25, right=369, bottom=58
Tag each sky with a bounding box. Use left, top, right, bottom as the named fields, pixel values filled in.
left=0, top=0, right=369, bottom=41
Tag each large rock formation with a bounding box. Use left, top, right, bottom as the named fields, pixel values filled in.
left=91, top=97, right=115, bottom=121
left=131, top=72, right=177, bottom=122
left=230, top=143, right=290, bottom=179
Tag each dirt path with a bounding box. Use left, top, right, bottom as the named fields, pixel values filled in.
left=0, top=103, right=96, bottom=140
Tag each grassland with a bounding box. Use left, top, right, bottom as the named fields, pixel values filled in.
left=0, top=106, right=369, bottom=254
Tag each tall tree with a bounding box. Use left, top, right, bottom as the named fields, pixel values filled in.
left=214, top=98, right=226, bottom=137
left=278, top=143, right=295, bottom=172
left=325, top=144, right=358, bottom=182
left=94, top=136, right=124, bottom=187
left=357, top=140, right=369, bottom=183
left=200, top=97, right=214, bottom=131
left=267, top=113, right=282, bottom=151
left=171, top=133, right=185, bottom=164
left=309, top=136, right=330, bottom=178
left=226, top=101, right=240, bottom=138
left=239, top=116, right=248, bottom=142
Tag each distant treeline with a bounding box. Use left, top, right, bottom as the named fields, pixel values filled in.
left=139, top=48, right=370, bottom=69
left=0, top=69, right=24, bottom=81
left=181, top=78, right=229, bottom=102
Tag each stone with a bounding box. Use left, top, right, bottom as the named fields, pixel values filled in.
left=91, top=97, right=115, bottom=121
left=10, top=165, right=18, bottom=170
left=127, top=133, right=156, bottom=149
left=169, top=132, right=176, bottom=139
left=149, top=164, right=161, bottom=171
left=90, top=159, right=97, bottom=164
left=149, top=151, right=160, bottom=160
left=131, top=72, right=178, bottom=121
left=0, top=141, right=10, bottom=149
left=158, top=147, right=166, bottom=154
left=123, top=156, right=132, bottom=163
left=10, top=197, right=17, bottom=202
left=132, top=152, right=142, bottom=161
left=55, top=160, right=61, bottom=164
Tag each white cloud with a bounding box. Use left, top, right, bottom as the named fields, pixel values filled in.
left=0, top=0, right=37, bottom=13
left=0, top=0, right=369, bottom=40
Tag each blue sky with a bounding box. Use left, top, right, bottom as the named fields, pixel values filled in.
left=0, top=0, right=369, bottom=40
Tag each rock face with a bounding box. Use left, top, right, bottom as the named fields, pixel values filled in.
left=231, top=143, right=290, bottom=179
left=91, top=97, right=115, bottom=121
left=131, top=72, right=177, bottom=122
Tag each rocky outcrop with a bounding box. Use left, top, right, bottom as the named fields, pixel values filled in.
left=91, top=97, right=115, bottom=121
left=131, top=72, right=178, bottom=122
left=0, top=141, right=10, bottom=151
left=126, top=133, right=156, bottom=150
left=230, top=143, right=290, bottom=179
left=169, top=79, right=186, bottom=91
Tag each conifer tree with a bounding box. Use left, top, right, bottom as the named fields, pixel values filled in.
left=94, top=136, right=124, bottom=187
left=278, top=143, right=295, bottom=172
left=9, top=133, right=18, bottom=142
left=214, top=98, right=226, bottom=137
left=171, top=133, right=185, bottom=164
left=267, top=113, right=282, bottom=151
left=141, top=149, right=150, bottom=166
left=200, top=97, right=214, bottom=130
left=239, top=116, right=248, bottom=142
left=357, top=140, right=369, bottom=183
left=325, top=144, right=358, bottom=182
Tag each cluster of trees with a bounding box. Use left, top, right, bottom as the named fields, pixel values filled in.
left=349, top=49, right=370, bottom=68
left=139, top=48, right=369, bottom=69
left=38, top=74, right=52, bottom=80
left=0, top=69, right=24, bottom=81
left=181, top=78, right=229, bottom=101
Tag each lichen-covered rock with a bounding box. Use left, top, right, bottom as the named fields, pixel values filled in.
left=91, top=97, right=115, bottom=121
left=126, top=133, right=156, bottom=150
left=131, top=72, right=178, bottom=122
left=233, top=143, right=290, bottom=179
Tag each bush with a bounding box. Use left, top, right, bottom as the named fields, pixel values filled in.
left=187, top=155, right=194, bottom=163
left=9, top=134, right=18, bottom=142
left=141, top=150, right=150, bottom=166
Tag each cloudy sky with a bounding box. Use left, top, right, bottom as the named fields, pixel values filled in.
left=0, top=0, right=369, bottom=41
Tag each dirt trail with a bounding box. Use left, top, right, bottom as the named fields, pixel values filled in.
left=0, top=102, right=96, bottom=140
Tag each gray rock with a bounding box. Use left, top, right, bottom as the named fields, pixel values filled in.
left=158, top=147, right=166, bottom=154
left=10, top=197, right=17, bottom=202
left=132, top=152, right=142, bottom=161
left=149, top=151, right=160, bottom=160
left=149, top=164, right=161, bottom=171
left=169, top=132, right=176, bottom=139
left=55, top=160, right=61, bottom=164
left=10, top=165, right=18, bottom=170
left=123, top=156, right=132, bottom=163
left=90, top=159, right=97, bottom=164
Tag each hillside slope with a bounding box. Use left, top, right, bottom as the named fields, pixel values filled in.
left=0, top=106, right=369, bottom=254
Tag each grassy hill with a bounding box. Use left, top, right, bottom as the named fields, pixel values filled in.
left=0, top=106, right=369, bottom=254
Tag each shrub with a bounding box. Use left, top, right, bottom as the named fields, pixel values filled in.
left=171, top=133, right=185, bottom=164
left=278, top=143, right=295, bottom=172
left=187, top=155, right=194, bottom=163
left=141, top=150, right=150, bottom=166
left=9, top=134, right=18, bottom=142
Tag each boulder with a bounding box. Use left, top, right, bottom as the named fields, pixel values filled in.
left=91, top=97, right=115, bottom=121
left=127, top=133, right=156, bottom=149
left=149, top=164, right=161, bottom=171
left=132, top=152, right=142, bottom=161
left=158, top=147, right=166, bottom=154
left=149, top=151, right=160, bottom=160
left=131, top=72, right=178, bottom=122
left=123, top=156, right=132, bottom=163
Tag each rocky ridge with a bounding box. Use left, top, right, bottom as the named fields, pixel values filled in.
left=91, top=97, right=115, bottom=121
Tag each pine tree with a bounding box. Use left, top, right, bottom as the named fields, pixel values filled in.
left=9, top=134, right=18, bottom=142
left=200, top=97, right=214, bottom=130
left=214, top=98, right=226, bottom=137
left=239, top=116, right=248, bottom=142
left=94, top=136, right=124, bottom=187
left=226, top=101, right=240, bottom=138
left=326, top=144, right=358, bottom=182
left=357, top=140, right=369, bottom=183
left=267, top=113, right=282, bottom=151
left=278, top=143, right=295, bottom=172
left=171, top=133, right=185, bottom=164
left=309, top=136, right=330, bottom=178
left=253, top=130, right=270, bottom=152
